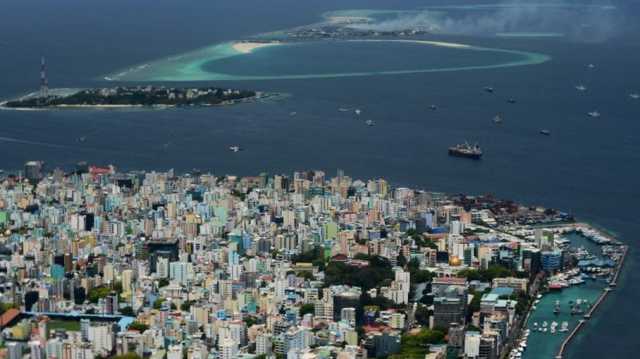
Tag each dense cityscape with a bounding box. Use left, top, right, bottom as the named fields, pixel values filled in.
left=0, top=162, right=627, bottom=359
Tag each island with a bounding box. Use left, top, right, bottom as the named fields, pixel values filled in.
left=0, top=164, right=627, bottom=359
left=1, top=86, right=258, bottom=109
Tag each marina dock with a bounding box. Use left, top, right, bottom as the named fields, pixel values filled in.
left=555, top=245, right=628, bottom=358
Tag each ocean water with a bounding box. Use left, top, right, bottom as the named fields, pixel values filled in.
left=0, top=0, right=639, bottom=356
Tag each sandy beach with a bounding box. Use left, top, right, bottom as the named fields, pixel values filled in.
left=232, top=41, right=281, bottom=54
left=349, top=39, right=471, bottom=49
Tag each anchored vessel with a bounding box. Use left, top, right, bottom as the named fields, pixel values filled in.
left=448, top=142, right=482, bottom=159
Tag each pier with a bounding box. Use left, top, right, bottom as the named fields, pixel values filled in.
left=555, top=245, right=628, bottom=358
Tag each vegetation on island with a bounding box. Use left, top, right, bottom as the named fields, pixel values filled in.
left=3, top=86, right=256, bottom=108
left=389, top=328, right=446, bottom=359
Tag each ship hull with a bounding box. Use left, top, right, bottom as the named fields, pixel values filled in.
left=448, top=149, right=482, bottom=159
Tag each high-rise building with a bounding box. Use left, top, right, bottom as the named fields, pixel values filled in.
left=80, top=319, right=90, bottom=341
left=24, top=161, right=44, bottom=183
left=219, top=337, right=238, bottom=359
left=256, top=333, right=272, bottom=355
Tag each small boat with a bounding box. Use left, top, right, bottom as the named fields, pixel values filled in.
left=507, top=98, right=516, bottom=104
left=365, top=119, right=374, bottom=126
left=355, top=109, right=362, bottom=116
left=289, top=111, right=297, bottom=116
left=587, top=111, right=601, bottom=118
left=493, top=115, right=503, bottom=124
left=588, top=63, right=596, bottom=69
left=484, top=86, right=495, bottom=93
left=540, top=129, right=551, bottom=136
left=575, top=84, right=587, bottom=91
left=229, top=146, right=242, bottom=152
left=429, top=104, right=438, bottom=110
left=78, top=136, right=87, bottom=142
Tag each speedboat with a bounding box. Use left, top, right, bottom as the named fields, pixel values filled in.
left=587, top=111, right=601, bottom=118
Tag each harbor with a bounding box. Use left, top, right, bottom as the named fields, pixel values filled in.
left=513, top=232, right=628, bottom=359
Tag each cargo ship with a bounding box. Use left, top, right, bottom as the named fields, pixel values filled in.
left=448, top=143, right=482, bottom=159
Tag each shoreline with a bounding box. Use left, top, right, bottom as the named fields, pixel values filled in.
left=0, top=93, right=274, bottom=111
left=555, top=245, right=628, bottom=358
left=231, top=41, right=282, bottom=54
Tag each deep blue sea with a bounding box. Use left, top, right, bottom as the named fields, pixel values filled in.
left=1, top=0, right=639, bottom=356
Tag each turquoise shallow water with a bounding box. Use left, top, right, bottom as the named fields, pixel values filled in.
left=522, top=234, right=609, bottom=359
left=106, top=39, right=550, bottom=82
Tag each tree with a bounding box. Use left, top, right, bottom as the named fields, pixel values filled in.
left=113, top=354, right=142, bottom=359
left=300, top=303, right=315, bottom=316
left=87, top=286, right=111, bottom=304
left=120, top=306, right=135, bottom=316
left=153, top=298, right=165, bottom=309
left=128, top=322, right=149, bottom=332
left=457, top=264, right=514, bottom=282
left=158, top=278, right=169, bottom=288
left=180, top=301, right=193, bottom=312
